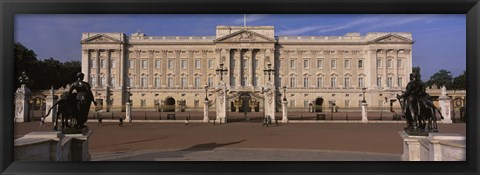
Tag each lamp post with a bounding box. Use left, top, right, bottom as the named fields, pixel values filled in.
left=127, top=86, right=131, bottom=102
left=282, top=85, right=287, bottom=102
left=204, top=84, right=209, bottom=101
left=215, top=62, right=228, bottom=81
left=361, top=87, right=367, bottom=103
left=263, top=62, right=275, bottom=82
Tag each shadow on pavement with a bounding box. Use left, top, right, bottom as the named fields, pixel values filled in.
left=179, top=140, right=246, bottom=152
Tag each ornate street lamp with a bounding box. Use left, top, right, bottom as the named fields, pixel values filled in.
left=204, top=84, right=209, bottom=101
left=263, top=62, right=275, bottom=81
left=282, top=85, right=287, bottom=102
left=127, top=86, right=131, bottom=102
left=215, top=62, right=228, bottom=81
left=362, top=87, right=367, bottom=103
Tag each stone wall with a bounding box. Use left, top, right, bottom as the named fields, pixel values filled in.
left=400, top=131, right=466, bottom=161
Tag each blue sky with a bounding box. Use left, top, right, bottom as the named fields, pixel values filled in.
left=14, top=14, right=466, bottom=80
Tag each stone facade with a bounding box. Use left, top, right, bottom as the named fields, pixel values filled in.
left=80, top=26, right=414, bottom=112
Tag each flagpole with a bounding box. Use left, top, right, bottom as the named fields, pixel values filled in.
left=244, top=14, right=246, bottom=27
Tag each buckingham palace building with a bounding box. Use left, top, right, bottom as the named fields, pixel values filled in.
left=80, top=25, right=413, bottom=113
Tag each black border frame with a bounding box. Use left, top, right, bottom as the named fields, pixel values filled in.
left=1, top=0, right=479, bottom=174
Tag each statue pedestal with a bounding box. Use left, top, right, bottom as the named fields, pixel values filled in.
left=203, top=100, right=209, bottom=122
left=264, top=82, right=276, bottom=122
left=15, top=84, right=31, bottom=123
left=439, top=96, right=452, bottom=123
left=399, top=131, right=465, bottom=161
left=361, top=102, right=368, bottom=123
left=281, top=100, right=288, bottom=123
left=65, top=130, right=93, bottom=161
left=125, top=101, right=132, bottom=122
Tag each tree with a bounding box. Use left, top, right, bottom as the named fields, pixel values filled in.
left=14, top=42, right=38, bottom=88
left=451, top=70, right=466, bottom=90
left=426, top=69, right=453, bottom=89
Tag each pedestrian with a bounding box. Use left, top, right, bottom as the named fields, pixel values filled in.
left=184, top=116, right=189, bottom=125
left=98, top=117, right=103, bottom=126
left=119, top=117, right=124, bottom=127
left=40, top=116, right=45, bottom=127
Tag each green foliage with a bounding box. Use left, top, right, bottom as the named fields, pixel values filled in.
left=451, top=70, right=466, bottom=90
left=14, top=43, right=81, bottom=90
left=426, top=69, right=453, bottom=89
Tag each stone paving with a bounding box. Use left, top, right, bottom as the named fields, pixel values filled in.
left=15, top=119, right=466, bottom=161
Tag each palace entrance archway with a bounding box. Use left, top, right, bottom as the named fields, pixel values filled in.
left=315, top=97, right=324, bottom=112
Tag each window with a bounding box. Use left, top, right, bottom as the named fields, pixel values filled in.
left=100, top=77, right=105, bottom=86
left=304, top=60, right=309, bottom=69
left=208, top=77, right=213, bottom=86
left=129, top=77, right=134, bottom=87
left=377, top=59, right=382, bottom=68
left=181, top=77, right=187, bottom=87
left=387, top=77, right=393, bottom=87
left=208, top=60, right=214, bottom=69
left=142, top=60, right=148, bottom=69
left=168, top=60, right=174, bottom=70
left=194, top=77, right=200, bottom=88
left=195, top=60, right=201, bottom=69
left=155, top=60, right=161, bottom=69
left=111, top=59, right=116, bottom=68
left=231, top=77, right=236, bottom=86
left=358, top=59, right=364, bottom=69
left=290, top=77, right=296, bottom=88
left=358, top=77, right=364, bottom=87
left=398, top=59, right=403, bottom=68
left=317, top=77, right=323, bottom=87
left=344, top=77, right=350, bottom=88
left=141, top=99, right=146, bottom=108
left=290, top=60, right=296, bottom=69
left=242, top=77, right=247, bottom=86
left=331, top=60, right=336, bottom=69
left=181, top=60, right=187, bottom=69
left=155, top=77, right=160, bottom=87
left=331, top=77, right=336, bottom=87
left=101, top=59, right=105, bottom=68
left=91, top=77, right=96, bottom=86
left=344, top=59, right=350, bottom=69
left=398, top=77, right=403, bottom=87
left=317, top=59, right=323, bottom=69
left=253, top=76, right=258, bottom=87
left=141, top=77, right=147, bottom=87
left=303, top=77, right=309, bottom=87
left=110, top=77, right=115, bottom=86
left=91, top=59, right=96, bottom=68
left=167, top=77, right=173, bottom=88
left=129, top=60, right=134, bottom=69
left=387, top=59, right=392, bottom=68
left=377, top=77, right=382, bottom=87
left=345, top=100, right=350, bottom=108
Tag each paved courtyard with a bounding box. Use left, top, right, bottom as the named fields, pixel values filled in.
left=15, top=116, right=466, bottom=161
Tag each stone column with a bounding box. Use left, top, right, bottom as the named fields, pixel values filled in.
left=161, top=50, right=168, bottom=87
left=148, top=50, right=155, bottom=88
left=45, top=87, right=57, bottom=122
left=135, top=50, right=141, bottom=87
left=188, top=50, right=195, bottom=87
left=201, top=50, right=209, bottom=86
left=438, top=86, right=452, bottom=123
left=235, top=49, right=241, bottom=87
left=393, top=49, right=399, bottom=88
left=282, top=100, right=288, bottom=123
left=399, top=131, right=426, bottom=161
left=106, top=49, right=111, bottom=87
left=81, top=49, right=90, bottom=80
left=125, top=101, right=132, bottom=122
left=15, top=84, right=31, bottom=123
left=384, top=49, right=388, bottom=88
left=361, top=102, right=368, bottom=123
left=248, top=49, right=253, bottom=86
left=174, top=50, right=181, bottom=87
left=203, top=100, right=209, bottom=122
left=216, top=81, right=227, bottom=123
left=264, top=82, right=276, bottom=121
left=95, top=49, right=100, bottom=87
left=117, top=49, right=123, bottom=88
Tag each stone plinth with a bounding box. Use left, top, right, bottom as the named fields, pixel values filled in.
left=125, top=101, right=132, bottom=122
left=399, top=131, right=465, bottom=161
left=45, top=88, right=58, bottom=122
left=281, top=100, right=288, bottom=123
left=203, top=100, right=209, bottom=122
left=15, top=84, right=31, bottom=123
left=65, top=130, right=93, bottom=161
left=14, top=131, right=64, bottom=161
left=438, top=86, right=452, bottom=123
left=216, top=81, right=227, bottom=123
left=361, top=102, right=368, bottom=123
left=264, top=82, right=276, bottom=121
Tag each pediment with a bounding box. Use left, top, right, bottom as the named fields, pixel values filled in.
left=214, top=30, right=275, bottom=43
left=370, top=34, right=413, bottom=44
left=81, top=34, right=123, bottom=44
